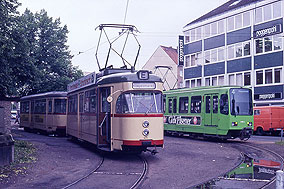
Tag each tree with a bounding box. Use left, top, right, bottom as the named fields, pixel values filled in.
left=0, top=2, right=83, bottom=98
left=0, top=0, right=20, bottom=97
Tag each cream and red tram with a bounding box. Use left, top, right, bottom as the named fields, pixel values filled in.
left=67, top=69, right=164, bottom=153
left=20, top=91, right=67, bottom=135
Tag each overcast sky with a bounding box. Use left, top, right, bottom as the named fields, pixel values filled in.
left=18, top=0, right=228, bottom=72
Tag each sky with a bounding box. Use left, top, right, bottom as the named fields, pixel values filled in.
left=18, top=0, right=228, bottom=73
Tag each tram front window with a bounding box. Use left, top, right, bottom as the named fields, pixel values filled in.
left=230, top=88, right=253, bottom=116
left=116, top=92, right=162, bottom=114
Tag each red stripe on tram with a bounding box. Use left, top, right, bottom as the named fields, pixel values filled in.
left=123, top=140, right=164, bottom=146
left=112, top=113, right=163, bottom=118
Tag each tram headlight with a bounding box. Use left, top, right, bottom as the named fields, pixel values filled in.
left=142, top=121, right=149, bottom=128
left=247, top=122, right=253, bottom=126
left=142, top=129, right=150, bottom=136
left=232, top=122, right=238, bottom=126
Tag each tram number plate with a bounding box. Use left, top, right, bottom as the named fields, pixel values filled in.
left=142, top=141, right=152, bottom=146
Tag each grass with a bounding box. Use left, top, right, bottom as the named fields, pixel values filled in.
left=0, top=140, right=37, bottom=183
left=275, top=141, right=284, bottom=145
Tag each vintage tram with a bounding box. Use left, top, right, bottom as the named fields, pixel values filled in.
left=20, top=91, right=67, bottom=135
left=163, top=86, right=254, bottom=140
left=66, top=69, right=164, bottom=153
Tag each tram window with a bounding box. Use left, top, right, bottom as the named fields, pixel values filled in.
left=213, top=96, right=218, bottom=113
left=20, top=101, right=29, bottom=113
left=68, top=94, right=78, bottom=113
left=34, top=100, right=46, bottom=114
left=54, top=99, right=67, bottom=114
left=168, top=99, right=173, bottom=113
left=116, top=92, right=162, bottom=114
left=179, top=97, right=188, bottom=113
left=79, top=94, right=84, bottom=113
left=90, top=90, right=97, bottom=113
left=220, top=94, right=228, bottom=115
left=205, top=96, right=210, bottom=113
left=191, top=96, right=201, bottom=113
left=48, top=100, right=52, bottom=113
left=173, top=98, right=177, bottom=113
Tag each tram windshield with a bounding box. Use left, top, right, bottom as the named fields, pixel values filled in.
left=230, top=88, right=253, bottom=116
left=116, top=92, right=163, bottom=114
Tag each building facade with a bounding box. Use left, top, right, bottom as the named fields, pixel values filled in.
left=183, top=0, right=284, bottom=106
left=143, top=45, right=183, bottom=90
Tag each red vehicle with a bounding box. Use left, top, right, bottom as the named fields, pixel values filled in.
left=254, top=106, right=284, bottom=135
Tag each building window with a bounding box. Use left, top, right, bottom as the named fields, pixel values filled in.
left=185, top=55, right=190, bottom=67
left=264, top=36, right=272, bottom=52
left=205, top=78, right=210, bottom=86
left=273, top=35, right=282, bottom=50
left=218, top=20, right=224, bottom=33
left=212, top=77, right=217, bottom=86
left=265, top=69, right=272, bottom=84
left=191, top=80, right=195, bottom=88
left=256, top=68, right=282, bottom=85
left=275, top=68, right=282, bottom=83
left=185, top=80, right=190, bottom=88
left=235, top=14, right=242, bottom=29
left=228, top=41, right=250, bottom=60
left=256, top=70, right=263, bottom=85
left=243, top=11, right=250, bottom=26
left=236, top=73, right=243, bottom=86
left=197, top=79, right=201, bottom=87
left=227, top=11, right=251, bottom=32
left=255, top=34, right=282, bottom=54
left=219, top=76, right=224, bottom=85
left=255, top=1, right=282, bottom=24
left=205, top=47, right=225, bottom=64
left=229, top=74, right=235, bottom=85
left=185, top=52, right=202, bottom=67
left=204, top=24, right=210, bottom=38
left=244, top=72, right=251, bottom=86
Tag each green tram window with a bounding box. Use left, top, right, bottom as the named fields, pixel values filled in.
left=220, top=94, right=228, bottom=115
left=179, top=97, right=188, bottom=113
left=205, top=96, right=210, bottom=113
left=173, top=98, right=177, bottom=113
left=168, top=99, right=173, bottom=113
left=191, top=96, right=201, bottom=113
left=213, top=96, right=218, bottom=113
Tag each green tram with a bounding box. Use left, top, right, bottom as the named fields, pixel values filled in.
left=163, top=86, right=253, bottom=140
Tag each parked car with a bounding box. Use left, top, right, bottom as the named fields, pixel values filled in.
left=11, top=110, right=17, bottom=119
left=254, top=106, right=284, bottom=135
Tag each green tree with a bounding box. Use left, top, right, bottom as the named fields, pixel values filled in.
left=0, top=0, right=20, bottom=97
left=0, top=2, right=83, bottom=98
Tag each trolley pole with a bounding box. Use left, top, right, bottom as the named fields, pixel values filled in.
left=276, top=170, right=284, bottom=189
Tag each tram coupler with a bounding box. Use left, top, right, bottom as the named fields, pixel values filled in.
left=146, top=149, right=158, bottom=155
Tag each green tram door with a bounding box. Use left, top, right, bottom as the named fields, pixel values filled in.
left=97, top=87, right=111, bottom=150
left=204, top=94, right=219, bottom=135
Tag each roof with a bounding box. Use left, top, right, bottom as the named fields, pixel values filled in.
left=160, top=46, right=178, bottom=65
left=185, top=0, right=262, bottom=27
left=20, top=91, right=67, bottom=100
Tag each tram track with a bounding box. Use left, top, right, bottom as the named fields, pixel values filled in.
left=61, top=154, right=148, bottom=189
left=192, top=141, right=284, bottom=189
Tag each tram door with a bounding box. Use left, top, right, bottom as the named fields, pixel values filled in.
left=204, top=94, right=219, bottom=135
left=79, top=93, right=84, bottom=138
left=97, top=87, right=111, bottom=149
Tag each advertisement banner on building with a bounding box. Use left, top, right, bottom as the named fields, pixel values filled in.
left=178, top=35, right=184, bottom=66
left=254, top=24, right=282, bottom=38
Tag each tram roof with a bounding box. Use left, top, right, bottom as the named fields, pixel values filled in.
left=163, top=85, right=250, bottom=94
left=20, top=91, right=67, bottom=100
left=96, top=71, right=162, bottom=85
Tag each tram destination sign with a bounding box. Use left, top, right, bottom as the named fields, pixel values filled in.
left=254, top=24, right=282, bottom=39
left=67, top=72, right=96, bottom=92
left=164, top=115, right=201, bottom=126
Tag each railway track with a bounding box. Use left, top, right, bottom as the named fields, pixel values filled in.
left=192, top=142, right=284, bottom=189
left=61, top=154, right=148, bottom=189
